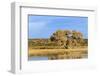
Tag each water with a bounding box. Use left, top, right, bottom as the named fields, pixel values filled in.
left=28, top=56, right=48, bottom=61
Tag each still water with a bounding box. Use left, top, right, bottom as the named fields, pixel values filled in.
left=28, top=56, right=48, bottom=61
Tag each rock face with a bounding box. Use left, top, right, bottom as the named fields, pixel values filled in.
left=50, top=30, right=86, bottom=49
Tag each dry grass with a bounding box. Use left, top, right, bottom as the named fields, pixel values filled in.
left=28, top=48, right=88, bottom=59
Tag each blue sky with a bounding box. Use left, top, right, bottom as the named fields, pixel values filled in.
left=28, top=15, right=88, bottom=39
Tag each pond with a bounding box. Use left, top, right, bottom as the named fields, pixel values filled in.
left=28, top=56, right=48, bottom=61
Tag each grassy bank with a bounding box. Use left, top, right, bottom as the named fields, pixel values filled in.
left=28, top=48, right=88, bottom=59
